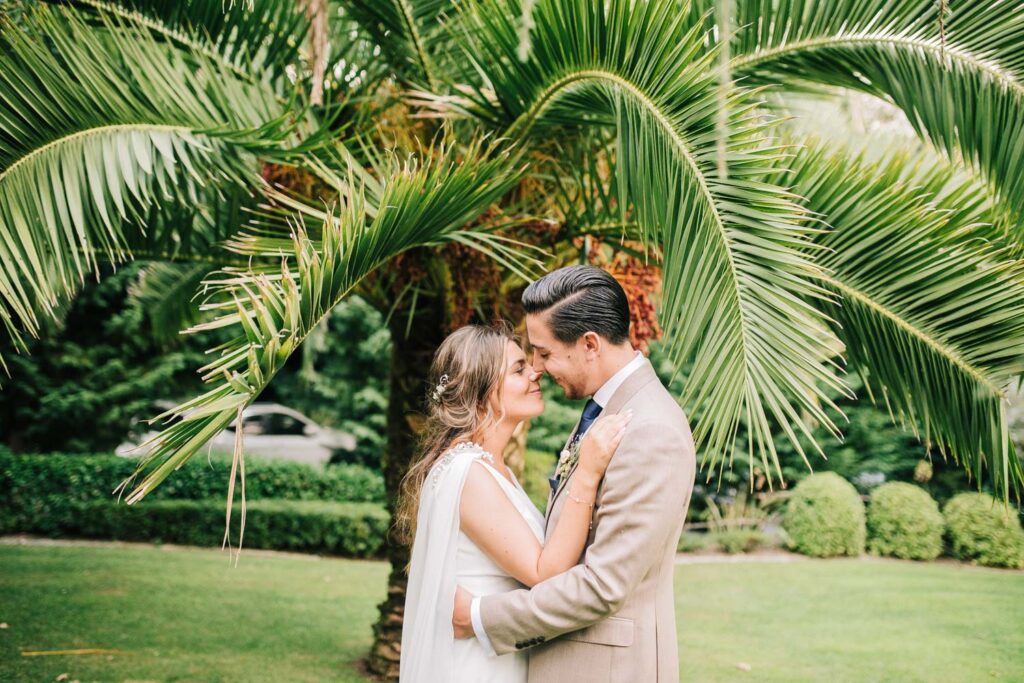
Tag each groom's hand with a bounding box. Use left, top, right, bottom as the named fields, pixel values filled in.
left=452, top=585, right=474, bottom=639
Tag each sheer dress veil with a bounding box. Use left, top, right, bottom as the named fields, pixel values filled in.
left=399, top=445, right=486, bottom=682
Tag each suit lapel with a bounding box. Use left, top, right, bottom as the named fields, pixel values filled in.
left=544, top=418, right=581, bottom=535
left=544, top=358, right=660, bottom=533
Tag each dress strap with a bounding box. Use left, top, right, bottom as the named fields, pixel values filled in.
left=473, top=458, right=516, bottom=489
left=430, top=441, right=495, bottom=490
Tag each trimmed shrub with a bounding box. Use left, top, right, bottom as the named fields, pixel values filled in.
left=0, top=449, right=384, bottom=506
left=714, top=528, right=765, bottom=554
left=677, top=531, right=711, bottom=553
left=0, top=450, right=390, bottom=556
left=867, top=482, right=943, bottom=561
left=944, top=493, right=1024, bottom=569
left=8, top=498, right=389, bottom=558
left=783, top=472, right=866, bottom=557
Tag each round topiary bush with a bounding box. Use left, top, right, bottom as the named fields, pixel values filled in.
left=866, top=482, right=943, bottom=561
left=783, top=472, right=866, bottom=557
left=944, top=493, right=1024, bottom=569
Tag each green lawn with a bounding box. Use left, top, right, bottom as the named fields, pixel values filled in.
left=1, top=544, right=1021, bottom=682
left=0, top=544, right=381, bottom=682
left=677, top=559, right=1024, bottom=682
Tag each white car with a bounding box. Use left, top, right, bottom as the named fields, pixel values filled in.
left=117, top=402, right=356, bottom=467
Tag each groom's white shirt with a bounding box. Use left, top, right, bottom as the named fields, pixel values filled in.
left=470, top=351, right=646, bottom=656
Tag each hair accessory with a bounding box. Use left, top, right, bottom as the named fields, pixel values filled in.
left=431, top=374, right=450, bottom=403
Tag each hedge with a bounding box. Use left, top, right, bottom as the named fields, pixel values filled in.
left=2, top=497, right=390, bottom=559
left=0, top=449, right=384, bottom=505
left=866, top=482, right=944, bottom=561
left=944, top=493, right=1024, bottom=569
left=783, top=472, right=866, bottom=558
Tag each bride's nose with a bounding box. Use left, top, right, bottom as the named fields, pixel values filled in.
left=528, top=370, right=542, bottom=382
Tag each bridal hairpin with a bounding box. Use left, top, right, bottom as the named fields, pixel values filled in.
left=431, top=374, right=450, bottom=403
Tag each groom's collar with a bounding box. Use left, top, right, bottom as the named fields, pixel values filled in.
left=592, top=351, right=646, bottom=408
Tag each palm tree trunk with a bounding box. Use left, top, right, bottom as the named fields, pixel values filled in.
left=366, top=282, right=449, bottom=680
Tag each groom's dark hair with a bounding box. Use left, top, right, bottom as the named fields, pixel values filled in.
left=522, top=265, right=631, bottom=344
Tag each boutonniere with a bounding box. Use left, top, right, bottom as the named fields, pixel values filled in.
left=555, top=435, right=583, bottom=483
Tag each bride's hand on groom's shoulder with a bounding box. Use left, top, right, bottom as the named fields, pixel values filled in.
left=579, top=410, right=632, bottom=483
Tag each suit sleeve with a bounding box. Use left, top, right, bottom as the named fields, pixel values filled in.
left=477, top=417, right=695, bottom=655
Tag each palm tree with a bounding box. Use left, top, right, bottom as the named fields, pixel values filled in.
left=2, top=0, right=1023, bottom=677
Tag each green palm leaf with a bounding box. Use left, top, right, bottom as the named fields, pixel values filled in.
left=341, top=0, right=450, bottom=87
left=128, top=262, right=218, bottom=344
left=787, top=144, right=1024, bottom=499
left=726, top=0, right=1024, bottom=223
left=439, top=0, right=848, bottom=482
left=0, top=6, right=318, bottom=362
left=58, top=0, right=308, bottom=83
left=115, top=140, right=538, bottom=504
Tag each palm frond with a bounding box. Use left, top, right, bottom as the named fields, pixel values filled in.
left=0, top=6, right=320, bottom=363
left=128, top=262, right=215, bottom=344
left=58, top=0, right=308, bottom=83
left=441, top=0, right=848, bottom=483
left=340, top=0, right=450, bottom=88
left=115, top=140, right=538, bottom=503
left=726, top=0, right=1024, bottom=225
left=787, top=143, right=1024, bottom=499
left=121, top=182, right=270, bottom=343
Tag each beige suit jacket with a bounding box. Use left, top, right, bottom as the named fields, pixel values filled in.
left=479, top=358, right=696, bottom=683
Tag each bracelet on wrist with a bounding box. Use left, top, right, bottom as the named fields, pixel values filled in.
left=566, top=485, right=595, bottom=508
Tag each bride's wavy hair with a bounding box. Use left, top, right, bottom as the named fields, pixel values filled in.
left=394, top=322, right=518, bottom=551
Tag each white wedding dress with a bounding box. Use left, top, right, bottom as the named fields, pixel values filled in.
left=400, top=442, right=545, bottom=683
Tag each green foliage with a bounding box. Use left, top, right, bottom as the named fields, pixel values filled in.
left=450, top=0, right=849, bottom=483
left=677, top=531, right=711, bottom=553
left=265, top=296, right=391, bottom=468
left=651, top=342, right=970, bottom=519
left=0, top=449, right=385, bottom=536
left=522, top=448, right=557, bottom=511
left=342, top=0, right=450, bottom=87
left=0, top=5, right=311, bottom=357
left=3, top=0, right=1024, bottom=517
left=0, top=263, right=218, bottom=452
left=675, top=529, right=768, bottom=554
left=71, top=0, right=311, bottom=81
left=944, top=493, right=1024, bottom=569
left=783, top=472, right=866, bottom=558
left=117, top=140, right=534, bottom=504
left=714, top=528, right=765, bottom=555
left=0, top=265, right=390, bottom=466
left=727, top=0, right=1024, bottom=222
left=701, top=367, right=985, bottom=506
left=14, top=498, right=389, bottom=558
left=866, top=482, right=943, bottom=561
left=784, top=144, right=1024, bottom=500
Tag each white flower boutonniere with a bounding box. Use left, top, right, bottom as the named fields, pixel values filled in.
left=555, top=435, right=583, bottom=484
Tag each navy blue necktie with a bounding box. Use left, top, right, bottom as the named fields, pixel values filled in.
left=576, top=398, right=603, bottom=441
left=549, top=399, right=603, bottom=492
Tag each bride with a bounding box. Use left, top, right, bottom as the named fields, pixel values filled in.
left=396, top=323, right=630, bottom=682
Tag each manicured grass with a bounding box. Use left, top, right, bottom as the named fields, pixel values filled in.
left=676, top=559, right=1024, bottom=682
left=1, top=543, right=1022, bottom=682
left=0, top=543, right=386, bottom=682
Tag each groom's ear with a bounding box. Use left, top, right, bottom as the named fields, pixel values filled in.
left=580, top=330, right=602, bottom=357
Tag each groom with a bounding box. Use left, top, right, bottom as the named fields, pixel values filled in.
left=452, top=265, right=697, bottom=682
